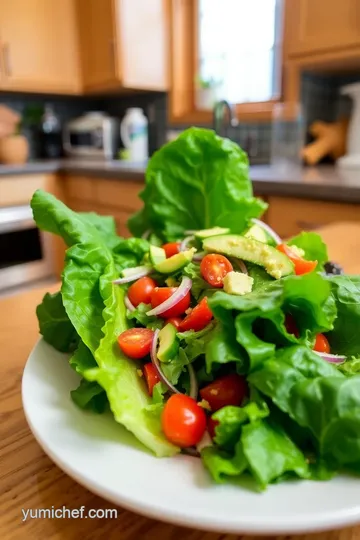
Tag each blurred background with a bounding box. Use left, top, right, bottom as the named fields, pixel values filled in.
left=1, top=0, right=360, bottom=295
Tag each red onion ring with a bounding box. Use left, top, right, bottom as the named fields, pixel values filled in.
left=180, top=235, right=195, bottom=252
left=230, top=258, right=248, bottom=274
left=251, top=218, right=282, bottom=245
left=315, top=352, right=346, bottom=364
left=124, top=295, right=136, bottom=312
left=196, top=431, right=213, bottom=452
left=113, top=265, right=152, bottom=285
left=141, top=229, right=151, bottom=240
left=193, top=251, right=206, bottom=262
left=146, top=276, right=192, bottom=316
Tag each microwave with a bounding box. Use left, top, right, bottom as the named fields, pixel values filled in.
left=63, top=112, right=119, bottom=159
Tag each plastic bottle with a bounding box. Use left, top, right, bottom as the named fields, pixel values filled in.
left=41, top=104, right=62, bottom=158
left=120, top=108, right=148, bottom=162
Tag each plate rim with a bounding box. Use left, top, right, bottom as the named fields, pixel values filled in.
left=22, top=339, right=360, bottom=535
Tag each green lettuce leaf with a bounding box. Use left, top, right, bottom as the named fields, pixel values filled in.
left=36, top=291, right=78, bottom=352
left=326, top=275, right=360, bottom=356
left=128, top=127, right=267, bottom=241
left=338, top=357, right=360, bottom=375
left=249, top=346, right=360, bottom=468
left=182, top=263, right=209, bottom=299
left=201, top=440, right=248, bottom=483
left=205, top=317, right=247, bottom=374
left=178, top=322, right=215, bottom=362
left=209, top=272, right=336, bottom=371
left=288, top=232, right=328, bottom=270
left=70, top=379, right=108, bottom=414
left=31, top=190, right=179, bottom=457
left=126, top=302, right=164, bottom=330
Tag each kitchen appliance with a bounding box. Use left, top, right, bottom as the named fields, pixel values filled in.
left=338, top=82, right=360, bottom=169
left=63, top=112, right=119, bottom=159
left=0, top=205, right=53, bottom=291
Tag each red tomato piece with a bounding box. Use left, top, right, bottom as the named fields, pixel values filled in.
left=166, top=317, right=182, bottom=329
left=143, top=363, right=160, bottom=396
left=179, top=297, right=213, bottom=332
left=150, top=287, right=191, bottom=318
left=199, top=374, right=247, bottom=412
left=162, top=242, right=181, bottom=258
left=200, top=254, right=233, bottom=288
left=127, top=276, right=157, bottom=307
left=207, top=416, right=219, bottom=440
left=313, top=333, right=330, bottom=353
left=118, top=328, right=154, bottom=359
left=161, top=394, right=207, bottom=447
left=276, top=243, right=317, bottom=275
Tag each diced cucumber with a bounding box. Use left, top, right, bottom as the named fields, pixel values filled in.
left=149, top=245, right=166, bottom=266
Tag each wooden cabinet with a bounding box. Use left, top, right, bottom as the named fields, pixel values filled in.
left=287, top=0, right=360, bottom=57
left=77, top=0, right=168, bottom=92
left=0, top=0, right=80, bottom=94
left=267, top=196, right=360, bottom=238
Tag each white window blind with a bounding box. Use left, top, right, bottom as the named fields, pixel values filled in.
left=198, top=0, right=282, bottom=104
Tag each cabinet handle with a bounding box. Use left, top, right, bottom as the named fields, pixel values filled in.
left=3, top=43, right=11, bottom=77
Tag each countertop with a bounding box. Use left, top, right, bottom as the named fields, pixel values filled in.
left=1, top=159, right=360, bottom=203
left=1, top=221, right=360, bottom=539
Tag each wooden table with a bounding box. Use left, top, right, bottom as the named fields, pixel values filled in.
left=1, top=222, right=360, bottom=540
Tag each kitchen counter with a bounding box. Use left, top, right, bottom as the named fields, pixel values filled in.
left=1, top=221, right=360, bottom=540
left=1, top=161, right=360, bottom=203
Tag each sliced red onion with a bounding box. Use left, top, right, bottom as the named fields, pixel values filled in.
left=315, top=352, right=346, bottom=364
left=113, top=266, right=152, bottom=285
left=185, top=229, right=198, bottom=235
left=230, top=257, right=248, bottom=275
left=188, top=363, right=198, bottom=400
left=251, top=218, right=282, bottom=245
left=180, top=235, right=195, bottom=252
left=146, top=276, right=192, bottom=316
left=141, top=229, right=151, bottom=240
left=196, top=430, right=213, bottom=452
left=193, top=251, right=205, bottom=262
left=124, top=295, right=136, bottom=312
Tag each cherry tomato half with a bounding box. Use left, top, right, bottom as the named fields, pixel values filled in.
left=166, top=317, right=182, bottom=329
left=143, top=363, right=160, bottom=396
left=161, top=394, right=207, bottom=447
left=127, top=276, right=157, bottom=307
left=162, top=242, right=180, bottom=258
left=313, top=333, right=330, bottom=353
left=276, top=243, right=317, bottom=276
left=118, top=328, right=154, bottom=359
left=179, top=297, right=213, bottom=332
left=207, top=416, right=219, bottom=440
left=200, top=374, right=247, bottom=412
left=200, top=254, right=233, bottom=288
left=150, top=287, right=191, bottom=318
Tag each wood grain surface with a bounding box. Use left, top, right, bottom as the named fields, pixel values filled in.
left=1, top=222, right=360, bottom=540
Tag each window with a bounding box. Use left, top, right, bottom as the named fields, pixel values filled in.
left=198, top=0, right=283, bottom=105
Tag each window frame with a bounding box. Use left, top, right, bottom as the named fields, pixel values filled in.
left=169, top=0, right=295, bottom=124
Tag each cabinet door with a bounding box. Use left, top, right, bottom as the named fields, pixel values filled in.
left=0, top=0, right=80, bottom=93
left=77, top=0, right=119, bottom=91
left=115, top=0, right=168, bottom=91
left=287, top=0, right=360, bottom=57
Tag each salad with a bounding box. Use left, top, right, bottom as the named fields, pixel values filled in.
left=32, top=127, right=360, bottom=491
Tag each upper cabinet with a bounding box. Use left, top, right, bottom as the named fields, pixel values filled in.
left=0, top=0, right=81, bottom=94
left=77, top=0, right=169, bottom=93
left=287, top=0, right=360, bottom=57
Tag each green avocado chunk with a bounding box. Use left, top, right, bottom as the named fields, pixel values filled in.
left=155, top=248, right=196, bottom=274
left=157, top=323, right=179, bottom=363
left=149, top=245, right=166, bottom=265
left=203, top=235, right=294, bottom=279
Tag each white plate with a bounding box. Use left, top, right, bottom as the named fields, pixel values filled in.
left=22, top=339, right=360, bottom=535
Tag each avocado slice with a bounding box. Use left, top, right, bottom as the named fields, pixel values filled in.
left=155, top=248, right=196, bottom=274
left=149, top=245, right=166, bottom=266
left=157, top=323, right=179, bottom=362
left=245, top=224, right=275, bottom=245
left=223, top=271, right=254, bottom=296
left=203, top=235, right=294, bottom=279
left=194, top=226, right=230, bottom=240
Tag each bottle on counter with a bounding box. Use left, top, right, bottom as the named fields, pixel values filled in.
left=120, top=108, right=148, bottom=162
left=41, top=104, right=62, bottom=159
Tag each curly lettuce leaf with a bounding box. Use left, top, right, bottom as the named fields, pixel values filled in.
left=338, top=357, right=360, bottom=376
left=128, top=127, right=267, bottom=241
left=36, top=291, right=78, bottom=353
left=288, top=231, right=328, bottom=270
left=326, top=275, right=360, bottom=356
left=126, top=302, right=163, bottom=330
left=31, top=190, right=179, bottom=457
left=201, top=441, right=248, bottom=483
left=208, top=272, right=336, bottom=371
left=70, top=379, right=108, bottom=414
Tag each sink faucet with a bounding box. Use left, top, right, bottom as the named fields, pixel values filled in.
left=213, top=100, right=239, bottom=137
